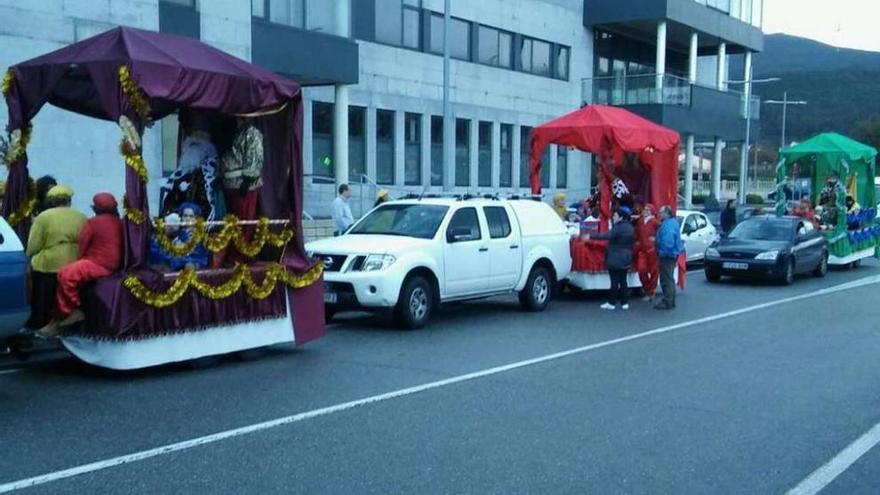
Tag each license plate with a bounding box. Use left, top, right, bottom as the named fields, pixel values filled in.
left=722, top=262, right=749, bottom=270
left=324, top=292, right=337, bottom=304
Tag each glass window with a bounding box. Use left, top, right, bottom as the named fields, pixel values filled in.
left=306, top=0, right=337, bottom=33
left=478, top=121, right=492, bottom=187
left=483, top=206, right=512, bottom=239
left=162, top=0, right=196, bottom=5
left=349, top=106, right=366, bottom=183
left=519, top=126, right=531, bottom=188
left=161, top=114, right=179, bottom=177
left=696, top=214, right=708, bottom=229
left=520, top=38, right=533, bottom=72
left=270, top=0, right=304, bottom=27
left=375, top=0, right=403, bottom=44
left=477, top=27, right=513, bottom=68
left=455, top=118, right=470, bottom=187
left=404, top=113, right=421, bottom=185
left=446, top=207, right=481, bottom=242
left=499, top=32, right=512, bottom=68
left=312, top=101, right=334, bottom=178
left=450, top=18, right=470, bottom=60
left=252, top=0, right=265, bottom=17
left=402, top=6, right=420, bottom=48
left=499, top=124, right=512, bottom=187
left=532, top=39, right=551, bottom=76
left=429, top=13, right=443, bottom=54
left=556, top=146, right=567, bottom=189
left=376, top=109, right=395, bottom=185
left=430, top=115, right=443, bottom=186
left=741, top=0, right=752, bottom=23
left=556, top=46, right=569, bottom=80
left=751, top=0, right=762, bottom=27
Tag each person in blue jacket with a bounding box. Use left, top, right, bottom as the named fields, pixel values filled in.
left=149, top=203, right=210, bottom=272
left=654, top=205, right=684, bottom=310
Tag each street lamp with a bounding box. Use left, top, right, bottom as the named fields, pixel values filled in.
left=728, top=74, right=781, bottom=204
left=765, top=92, right=808, bottom=151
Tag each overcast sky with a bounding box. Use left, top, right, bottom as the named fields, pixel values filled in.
left=763, top=0, right=880, bottom=52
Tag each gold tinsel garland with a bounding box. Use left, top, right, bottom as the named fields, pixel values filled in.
left=1, top=69, right=12, bottom=96
left=154, top=215, right=294, bottom=257
left=121, top=146, right=149, bottom=182
left=117, top=65, right=151, bottom=122
left=123, top=261, right=324, bottom=308
left=4, top=124, right=33, bottom=167
left=123, top=195, right=146, bottom=224
left=6, top=181, right=37, bottom=227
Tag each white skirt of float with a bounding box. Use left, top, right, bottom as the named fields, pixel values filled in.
left=567, top=269, right=679, bottom=291
left=829, top=247, right=875, bottom=266
left=60, top=294, right=295, bottom=370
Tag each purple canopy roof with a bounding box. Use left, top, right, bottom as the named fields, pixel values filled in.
left=8, top=25, right=300, bottom=125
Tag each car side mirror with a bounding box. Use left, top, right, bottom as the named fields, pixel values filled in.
left=447, top=227, right=472, bottom=243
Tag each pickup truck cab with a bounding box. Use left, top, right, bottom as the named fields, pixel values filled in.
left=306, top=197, right=572, bottom=329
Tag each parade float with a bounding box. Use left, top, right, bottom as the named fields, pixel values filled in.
left=1, top=27, right=325, bottom=369
left=776, top=132, right=878, bottom=267
left=528, top=105, right=685, bottom=290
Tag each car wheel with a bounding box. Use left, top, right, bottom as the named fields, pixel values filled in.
left=705, top=267, right=722, bottom=283
left=395, top=276, right=432, bottom=330
left=519, top=265, right=552, bottom=312
left=325, top=306, right=336, bottom=324
left=813, top=252, right=828, bottom=277
left=781, top=259, right=795, bottom=285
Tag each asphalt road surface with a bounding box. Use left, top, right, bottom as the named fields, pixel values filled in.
left=2, top=262, right=880, bottom=494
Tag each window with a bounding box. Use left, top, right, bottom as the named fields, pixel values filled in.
left=429, top=13, right=443, bottom=54
left=430, top=115, right=443, bottom=186
left=312, top=101, right=334, bottom=178
left=252, top=0, right=265, bottom=17
left=455, top=118, right=470, bottom=187
left=556, top=146, right=567, bottom=189
left=696, top=214, right=708, bottom=230
left=519, top=126, right=531, bottom=188
left=521, top=37, right=552, bottom=76
left=483, top=206, right=512, bottom=239
left=402, top=3, right=420, bottom=48
left=405, top=113, right=421, bottom=185
left=555, top=46, right=569, bottom=79
left=478, top=121, right=492, bottom=187
left=376, top=109, right=395, bottom=184
left=520, top=39, right=532, bottom=72
left=306, top=1, right=338, bottom=33
left=477, top=26, right=512, bottom=68
left=349, top=106, right=366, bottom=183
left=446, top=207, right=481, bottom=242
left=269, top=0, right=304, bottom=27
left=351, top=204, right=448, bottom=239
left=377, top=0, right=421, bottom=48
left=160, top=114, right=179, bottom=177
left=162, top=0, right=196, bottom=5
left=500, top=124, right=513, bottom=187
left=450, top=18, right=470, bottom=60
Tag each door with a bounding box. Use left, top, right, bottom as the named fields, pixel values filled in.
left=483, top=205, right=521, bottom=291
left=694, top=213, right=715, bottom=255
left=681, top=214, right=700, bottom=261
left=443, top=207, right=490, bottom=296
left=793, top=220, right=822, bottom=272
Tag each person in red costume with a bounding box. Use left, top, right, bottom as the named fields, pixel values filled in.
left=635, top=203, right=661, bottom=302
left=40, top=193, right=123, bottom=337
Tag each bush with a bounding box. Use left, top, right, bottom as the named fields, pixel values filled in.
left=746, top=194, right=765, bottom=205
left=692, top=194, right=707, bottom=205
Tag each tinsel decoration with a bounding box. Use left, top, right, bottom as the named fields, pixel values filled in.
left=6, top=181, right=37, bottom=226
left=3, top=125, right=33, bottom=166
left=120, top=141, right=149, bottom=182
left=117, top=65, right=151, bottom=122
left=154, top=215, right=294, bottom=257
left=1, top=69, right=12, bottom=96
left=123, top=262, right=324, bottom=308
left=123, top=195, right=146, bottom=224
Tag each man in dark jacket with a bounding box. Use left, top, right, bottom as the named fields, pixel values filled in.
left=720, top=200, right=737, bottom=234
left=655, top=205, right=683, bottom=310
left=585, top=206, right=636, bottom=310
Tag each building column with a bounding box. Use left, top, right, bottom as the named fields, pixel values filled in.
left=688, top=32, right=698, bottom=84
left=739, top=50, right=753, bottom=204
left=365, top=106, right=377, bottom=184
left=684, top=134, right=695, bottom=209
left=333, top=86, right=349, bottom=186
left=712, top=138, right=724, bottom=200
left=716, top=42, right=727, bottom=90
left=302, top=99, right=313, bottom=177
left=655, top=21, right=667, bottom=103
left=549, top=145, right=559, bottom=190
left=394, top=110, right=405, bottom=187
left=443, top=117, right=455, bottom=190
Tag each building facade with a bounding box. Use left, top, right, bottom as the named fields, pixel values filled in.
left=0, top=0, right=762, bottom=217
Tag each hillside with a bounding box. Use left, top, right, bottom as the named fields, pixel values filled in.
left=730, top=34, right=880, bottom=148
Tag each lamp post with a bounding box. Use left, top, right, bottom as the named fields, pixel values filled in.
left=765, top=92, right=808, bottom=151
left=728, top=74, right=781, bottom=204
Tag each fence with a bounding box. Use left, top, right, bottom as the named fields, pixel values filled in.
left=687, top=179, right=777, bottom=200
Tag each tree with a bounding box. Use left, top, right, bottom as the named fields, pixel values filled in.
left=854, top=115, right=880, bottom=152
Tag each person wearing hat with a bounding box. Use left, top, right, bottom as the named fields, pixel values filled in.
left=583, top=206, right=636, bottom=310
left=148, top=203, right=209, bottom=272
left=374, top=189, right=391, bottom=207
left=41, top=193, right=124, bottom=335
left=635, top=203, right=661, bottom=302
left=25, top=185, right=87, bottom=332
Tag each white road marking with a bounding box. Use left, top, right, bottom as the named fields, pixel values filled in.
left=785, top=421, right=880, bottom=495
left=2, top=274, right=880, bottom=493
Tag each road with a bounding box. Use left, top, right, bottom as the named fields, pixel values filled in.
left=2, top=262, right=880, bottom=494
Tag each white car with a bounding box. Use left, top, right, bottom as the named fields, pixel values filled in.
left=306, top=197, right=572, bottom=329
left=676, top=209, right=719, bottom=262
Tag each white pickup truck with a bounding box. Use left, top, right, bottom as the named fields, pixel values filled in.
left=306, top=197, right=572, bottom=329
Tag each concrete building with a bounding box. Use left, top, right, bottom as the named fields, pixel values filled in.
left=0, top=0, right=763, bottom=217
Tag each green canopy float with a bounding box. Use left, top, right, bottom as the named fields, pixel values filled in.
left=776, top=132, right=878, bottom=265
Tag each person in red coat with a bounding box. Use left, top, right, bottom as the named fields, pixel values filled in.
left=635, top=203, right=661, bottom=301
left=40, top=193, right=123, bottom=336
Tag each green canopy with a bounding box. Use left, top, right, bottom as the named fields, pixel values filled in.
left=780, top=132, right=877, bottom=165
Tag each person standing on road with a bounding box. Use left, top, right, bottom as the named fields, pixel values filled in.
left=635, top=203, right=660, bottom=302
left=720, top=199, right=737, bottom=234
left=584, top=206, right=635, bottom=310
left=333, top=184, right=354, bottom=236
left=655, top=205, right=683, bottom=310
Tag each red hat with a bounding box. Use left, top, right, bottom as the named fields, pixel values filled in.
left=643, top=203, right=656, bottom=212
left=92, top=192, right=118, bottom=211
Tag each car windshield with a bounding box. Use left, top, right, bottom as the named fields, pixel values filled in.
left=728, top=219, right=792, bottom=241
left=349, top=204, right=449, bottom=239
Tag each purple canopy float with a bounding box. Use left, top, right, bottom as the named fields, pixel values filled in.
left=1, top=26, right=325, bottom=368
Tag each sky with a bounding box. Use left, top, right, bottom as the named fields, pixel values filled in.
left=763, top=0, right=880, bottom=52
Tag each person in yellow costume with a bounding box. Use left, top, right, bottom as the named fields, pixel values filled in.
left=24, top=185, right=87, bottom=333
left=552, top=192, right=567, bottom=220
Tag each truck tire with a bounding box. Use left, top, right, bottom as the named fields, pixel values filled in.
left=395, top=276, right=433, bottom=330
left=519, top=265, right=552, bottom=312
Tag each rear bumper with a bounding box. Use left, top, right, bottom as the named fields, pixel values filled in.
left=704, top=257, right=786, bottom=278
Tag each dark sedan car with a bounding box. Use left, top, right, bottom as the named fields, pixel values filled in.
left=704, top=216, right=829, bottom=285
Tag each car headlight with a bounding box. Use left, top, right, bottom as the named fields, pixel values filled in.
left=362, top=254, right=397, bottom=272
left=755, top=250, right=779, bottom=260
left=706, top=247, right=720, bottom=258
